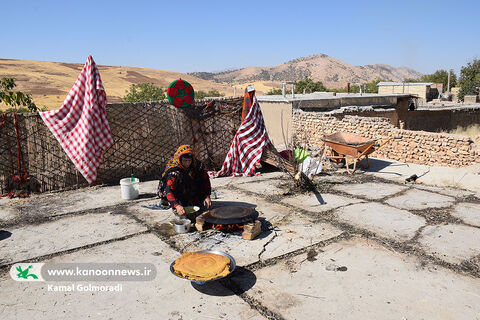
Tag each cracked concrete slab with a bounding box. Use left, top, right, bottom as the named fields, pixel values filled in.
left=385, top=189, right=455, bottom=210
left=210, top=171, right=289, bottom=189
left=417, top=224, right=480, bottom=264
left=0, top=213, right=147, bottom=265
left=313, top=174, right=351, bottom=184
left=260, top=219, right=343, bottom=260
left=450, top=203, right=480, bottom=227
left=172, top=230, right=275, bottom=266
left=334, top=202, right=426, bottom=241
left=231, top=239, right=480, bottom=320
left=333, top=182, right=407, bottom=200
left=2, top=163, right=480, bottom=319
left=413, top=185, right=474, bottom=198
left=127, top=199, right=175, bottom=227
left=366, top=157, right=480, bottom=194
left=282, top=193, right=363, bottom=213
left=165, top=190, right=298, bottom=266
left=236, top=178, right=286, bottom=195
left=2, top=180, right=159, bottom=224
left=171, top=211, right=342, bottom=266
left=0, top=233, right=263, bottom=320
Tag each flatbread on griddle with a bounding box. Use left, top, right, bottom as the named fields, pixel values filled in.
left=173, top=252, right=231, bottom=281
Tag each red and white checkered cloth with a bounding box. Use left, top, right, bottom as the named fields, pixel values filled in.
left=39, top=56, right=113, bottom=184
left=217, top=95, right=270, bottom=177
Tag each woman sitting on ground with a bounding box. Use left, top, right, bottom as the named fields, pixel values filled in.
left=158, top=145, right=212, bottom=219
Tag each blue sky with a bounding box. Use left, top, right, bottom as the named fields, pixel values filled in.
left=2, top=0, right=479, bottom=75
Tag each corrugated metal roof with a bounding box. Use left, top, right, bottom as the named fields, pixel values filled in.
left=377, top=82, right=433, bottom=87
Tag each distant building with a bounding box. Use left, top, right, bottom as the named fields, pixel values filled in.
left=377, top=82, right=440, bottom=104
left=451, top=87, right=460, bottom=102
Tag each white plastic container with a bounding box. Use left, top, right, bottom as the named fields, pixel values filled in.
left=120, top=178, right=139, bottom=200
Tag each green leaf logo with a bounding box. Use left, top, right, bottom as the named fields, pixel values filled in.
left=16, top=265, right=38, bottom=279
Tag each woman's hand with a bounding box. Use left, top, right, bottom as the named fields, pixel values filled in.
left=203, top=196, right=212, bottom=209
left=176, top=205, right=185, bottom=216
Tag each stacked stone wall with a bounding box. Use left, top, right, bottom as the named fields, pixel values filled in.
left=293, top=111, right=479, bottom=167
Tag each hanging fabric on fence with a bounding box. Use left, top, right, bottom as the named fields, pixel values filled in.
left=216, top=89, right=271, bottom=177
left=39, top=55, right=113, bottom=184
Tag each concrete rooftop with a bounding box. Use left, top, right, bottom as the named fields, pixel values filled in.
left=1, top=158, right=480, bottom=319
left=257, top=92, right=412, bottom=103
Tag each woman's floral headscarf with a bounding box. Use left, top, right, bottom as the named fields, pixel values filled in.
left=162, top=145, right=196, bottom=177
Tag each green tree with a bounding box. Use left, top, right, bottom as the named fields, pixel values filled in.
left=324, top=80, right=383, bottom=94
left=347, top=84, right=360, bottom=93
left=123, top=83, right=165, bottom=102
left=0, top=77, right=37, bottom=112
left=365, top=79, right=382, bottom=93
left=294, top=77, right=326, bottom=94
left=404, top=70, right=457, bottom=90
left=421, top=69, right=457, bottom=89
left=195, top=89, right=224, bottom=99
left=266, top=88, right=283, bottom=95
left=458, top=58, right=480, bottom=101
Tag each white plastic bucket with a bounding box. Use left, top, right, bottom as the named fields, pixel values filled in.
left=120, top=178, right=139, bottom=200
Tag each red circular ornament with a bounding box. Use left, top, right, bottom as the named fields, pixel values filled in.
left=167, top=79, right=195, bottom=108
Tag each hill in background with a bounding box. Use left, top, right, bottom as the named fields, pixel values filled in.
left=1, top=54, right=422, bottom=110
left=189, top=54, right=422, bottom=90
left=0, top=59, right=234, bottom=110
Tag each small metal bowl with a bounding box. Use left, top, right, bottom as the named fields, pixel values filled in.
left=173, top=218, right=191, bottom=234
left=170, top=250, right=236, bottom=285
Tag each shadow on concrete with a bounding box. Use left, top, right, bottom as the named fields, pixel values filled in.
left=255, top=217, right=273, bottom=240
left=313, top=190, right=326, bottom=205
left=191, top=267, right=257, bottom=296
left=364, top=158, right=409, bottom=176
left=0, top=230, right=12, bottom=241
left=138, top=193, right=158, bottom=200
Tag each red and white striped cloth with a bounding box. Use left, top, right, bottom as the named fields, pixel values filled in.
left=217, top=95, right=270, bottom=177
left=39, top=56, right=113, bottom=184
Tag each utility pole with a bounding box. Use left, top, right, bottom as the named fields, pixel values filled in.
left=447, top=70, right=451, bottom=93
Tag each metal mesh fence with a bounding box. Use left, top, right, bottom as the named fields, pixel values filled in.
left=0, top=97, right=242, bottom=194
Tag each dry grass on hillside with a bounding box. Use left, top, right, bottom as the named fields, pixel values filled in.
left=0, top=59, right=234, bottom=111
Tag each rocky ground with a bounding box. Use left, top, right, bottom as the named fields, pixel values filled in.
left=1, top=159, right=480, bottom=320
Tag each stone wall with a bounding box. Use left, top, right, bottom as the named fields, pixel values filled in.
left=293, top=110, right=479, bottom=167
left=405, top=107, right=480, bottom=132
